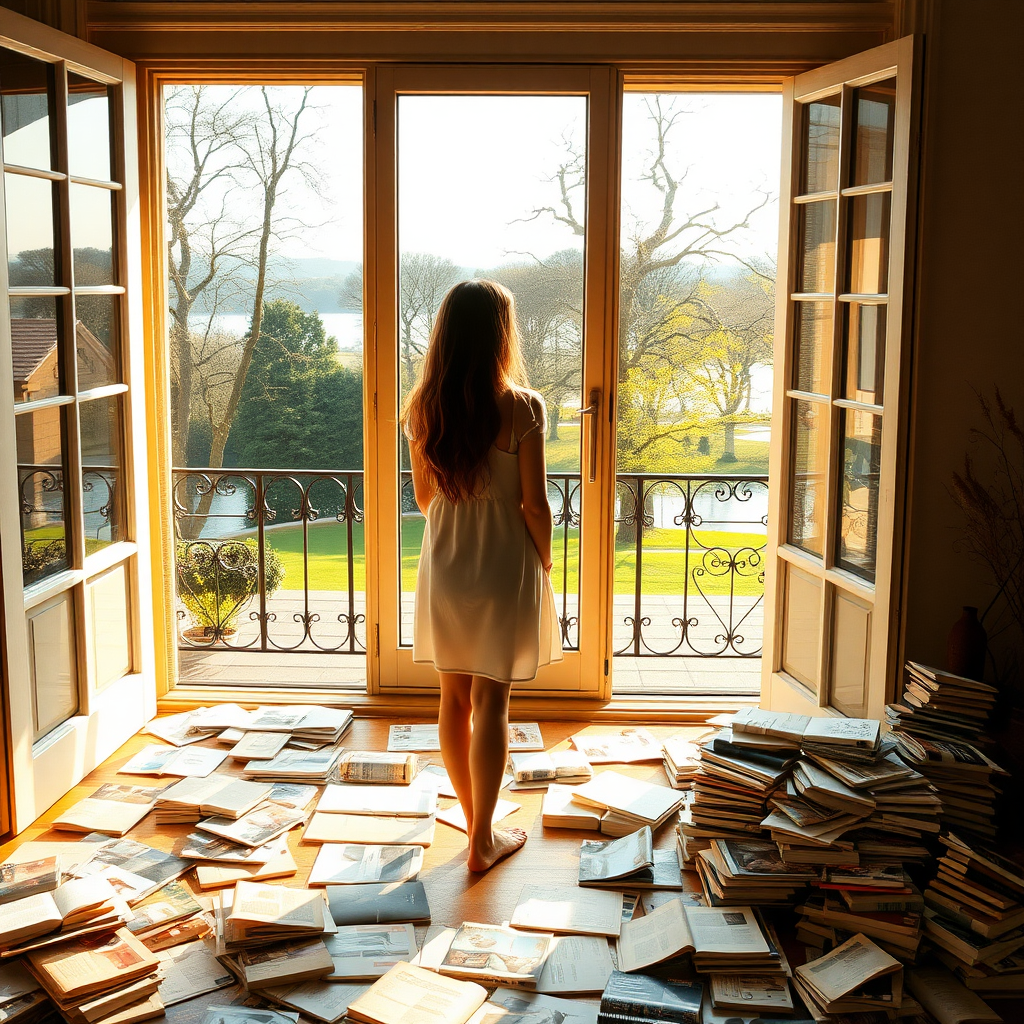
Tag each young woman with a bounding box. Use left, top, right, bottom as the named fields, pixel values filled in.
left=402, top=279, right=562, bottom=872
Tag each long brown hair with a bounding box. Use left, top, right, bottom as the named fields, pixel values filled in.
left=402, top=279, right=527, bottom=504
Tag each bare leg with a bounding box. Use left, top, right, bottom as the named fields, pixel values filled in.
left=466, top=677, right=527, bottom=872
left=437, top=673, right=475, bottom=836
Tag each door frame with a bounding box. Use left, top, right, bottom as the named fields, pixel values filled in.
left=368, top=64, right=622, bottom=699
left=0, top=7, right=155, bottom=834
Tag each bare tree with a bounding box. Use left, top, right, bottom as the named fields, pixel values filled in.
left=526, top=96, right=773, bottom=467
left=397, top=253, right=462, bottom=395
left=165, top=86, right=252, bottom=466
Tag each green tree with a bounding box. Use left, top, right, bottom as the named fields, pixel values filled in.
left=231, top=299, right=363, bottom=470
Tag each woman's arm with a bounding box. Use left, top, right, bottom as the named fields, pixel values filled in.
left=517, top=393, right=553, bottom=573
left=409, top=443, right=436, bottom=514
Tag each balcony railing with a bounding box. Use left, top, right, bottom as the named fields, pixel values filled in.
left=172, top=467, right=767, bottom=660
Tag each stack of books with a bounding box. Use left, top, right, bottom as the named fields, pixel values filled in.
left=25, top=928, right=163, bottom=1024
left=540, top=783, right=603, bottom=831
left=661, top=736, right=702, bottom=789
left=888, top=662, right=997, bottom=745
left=888, top=662, right=1006, bottom=838
left=923, top=833, right=1024, bottom=991
left=893, top=733, right=1007, bottom=840
left=794, top=889, right=924, bottom=963
left=213, top=881, right=336, bottom=991
left=679, top=727, right=796, bottom=859
left=242, top=746, right=348, bottom=785
left=694, top=838, right=817, bottom=906
left=124, top=880, right=210, bottom=951
left=153, top=774, right=274, bottom=824
left=567, top=771, right=685, bottom=837
left=792, top=932, right=903, bottom=1018
left=190, top=704, right=355, bottom=750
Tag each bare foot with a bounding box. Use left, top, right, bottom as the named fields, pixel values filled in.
left=467, top=827, right=528, bottom=872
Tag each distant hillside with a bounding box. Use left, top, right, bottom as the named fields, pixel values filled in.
left=190, top=256, right=360, bottom=315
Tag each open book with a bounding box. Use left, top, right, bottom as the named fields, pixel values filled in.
left=346, top=961, right=487, bottom=1024
left=794, top=932, right=902, bottom=1014
left=616, top=900, right=773, bottom=973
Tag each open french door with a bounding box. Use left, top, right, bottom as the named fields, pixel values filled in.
left=369, top=65, right=621, bottom=698
left=762, top=37, right=919, bottom=722
left=0, top=10, right=153, bottom=834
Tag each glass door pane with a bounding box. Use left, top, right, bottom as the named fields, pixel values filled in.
left=395, top=93, right=587, bottom=659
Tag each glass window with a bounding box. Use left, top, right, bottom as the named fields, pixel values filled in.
left=71, top=183, right=115, bottom=285
left=788, top=399, right=828, bottom=557
left=0, top=50, right=54, bottom=171
left=17, top=405, right=70, bottom=586
left=796, top=200, right=836, bottom=293
left=837, top=409, right=882, bottom=580
left=802, top=96, right=841, bottom=194
left=843, top=302, right=886, bottom=404
left=67, top=73, right=113, bottom=182
left=80, top=394, right=124, bottom=552
left=793, top=301, right=831, bottom=395
left=847, top=192, right=891, bottom=295
left=75, top=293, right=120, bottom=390
left=11, top=295, right=63, bottom=403
left=851, top=79, right=896, bottom=187
left=5, top=172, right=56, bottom=285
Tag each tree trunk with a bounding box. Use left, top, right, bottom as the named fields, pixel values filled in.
left=721, top=420, right=738, bottom=463
left=548, top=402, right=560, bottom=442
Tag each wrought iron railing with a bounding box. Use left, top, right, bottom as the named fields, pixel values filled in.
left=173, top=467, right=767, bottom=659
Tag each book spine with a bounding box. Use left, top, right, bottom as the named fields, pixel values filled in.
left=599, top=998, right=698, bottom=1024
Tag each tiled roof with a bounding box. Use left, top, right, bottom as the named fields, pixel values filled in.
left=11, top=318, right=58, bottom=384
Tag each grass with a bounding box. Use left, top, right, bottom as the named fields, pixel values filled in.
left=220, top=519, right=765, bottom=598
left=546, top=424, right=769, bottom=477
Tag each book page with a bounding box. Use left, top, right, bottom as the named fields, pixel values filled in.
left=51, top=877, right=114, bottom=919
left=616, top=898, right=693, bottom=973
left=317, top=785, right=435, bottom=818
left=229, top=882, right=323, bottom=929
left=795, top=933, right=900, bottom=1003
left=510, top=885, right=622, bottom=937
left=347, top=961, right=487, bottom=1024
left=155, top=939, right=234, bottom=1005
left=0, top=892, right=61, bottom=942
left=324, top=924, right=417, bottom=979
left=683, top=906, right=770, bottom=956
left=578, top=828, right=652, bottom=882
left=906, top=966, right=1002, bottom=1024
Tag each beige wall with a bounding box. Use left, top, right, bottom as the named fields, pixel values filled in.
left=902, top=0, right=1024, bottom=681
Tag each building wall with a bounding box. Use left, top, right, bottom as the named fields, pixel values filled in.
left=902, top=0, right=1024, bottom=688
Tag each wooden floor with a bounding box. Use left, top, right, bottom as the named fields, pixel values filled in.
left=0, top=716, right=711, bottom=1022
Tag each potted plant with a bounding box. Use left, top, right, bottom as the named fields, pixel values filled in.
left=176, top=537, right=285, bottom=642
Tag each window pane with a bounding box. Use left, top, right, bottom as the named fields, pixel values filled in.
left=846, top=192, right=890, bottom=295
left=843, top=302, right=886, bottom=404
left=80, top=394, right=124, bottom=552
left=28, top=593, right=78, bottom=740
left=5, top=172, right=56, bottom=285
left=851, top=79, right=896, bottom=187
left=0, top=49, right=54, bottom=171
left=75, top=293, right=120, bottom=389
left=802, top=95, right=841, bottom=194
left=71, top=183, right=114, bottom=285
left=11, top=295, right=63, bottom=403
left=397, top=94, right=587, bottom=647
left=838, top=409, right=881, bottom=581
left=796, top=200, right=836, bottom=293
left=17, top=405, right=70, bottom=585
left=789, top=398, right=828, bottom=557
left=68, top=73, right=113, bottom=182
left=792, top=301, right=831, bottom=395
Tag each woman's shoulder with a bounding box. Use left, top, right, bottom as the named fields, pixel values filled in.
left=511, top=386, right=546, bottom=418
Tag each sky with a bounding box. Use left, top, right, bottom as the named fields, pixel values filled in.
left=5, top=85, right=782, bottom=275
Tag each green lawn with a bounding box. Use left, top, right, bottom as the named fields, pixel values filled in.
left=227, top=519, right=765, bottom=597
left=546, top=423, right=769, bottom=477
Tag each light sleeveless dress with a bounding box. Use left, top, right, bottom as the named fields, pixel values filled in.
left=412, top=395, right=563, bottom=683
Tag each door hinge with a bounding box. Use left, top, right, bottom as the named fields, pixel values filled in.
left=374, top=624, right=380, bottom=657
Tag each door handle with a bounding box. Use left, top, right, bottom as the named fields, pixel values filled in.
left=577, top=388, right=600, bottom=484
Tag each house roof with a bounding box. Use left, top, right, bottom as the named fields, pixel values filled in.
left=11, top=318, right=111, bottom=388
left=11, top=318, right=59, bottom=385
